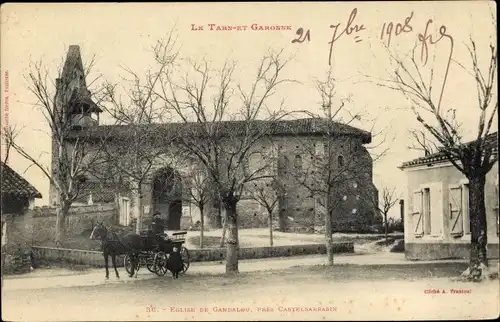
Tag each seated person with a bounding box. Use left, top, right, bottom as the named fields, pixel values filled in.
left=151, top=212, right=165, bottom=236
left=150, top=212, right=170, bottom=251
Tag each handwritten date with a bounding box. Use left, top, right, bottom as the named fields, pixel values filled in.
left=380, top=12, right=414, bottom=47
left=292, top=28, right=311, bottom=43
left=328, top=8, right=366, bottom=66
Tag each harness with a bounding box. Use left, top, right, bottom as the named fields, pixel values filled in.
left=100, top=228, right=136, bottom=252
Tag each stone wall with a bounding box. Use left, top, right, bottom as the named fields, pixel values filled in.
left=52, top=131, right=376, bottom=233
left=32, top=204, right=117, bottom=246
left=2, top=208, right=35, bottom=274
left=3, top=211, right=34, bottom=254
left=32, top=242, right=354, bottom=267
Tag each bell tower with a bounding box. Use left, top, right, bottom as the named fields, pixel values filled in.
left=54, top=45, right=102, bottom=129
left=49, top=45, right=102, bottom=205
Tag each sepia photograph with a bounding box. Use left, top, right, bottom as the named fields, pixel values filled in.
left=0, top=1, right=498, bottom=321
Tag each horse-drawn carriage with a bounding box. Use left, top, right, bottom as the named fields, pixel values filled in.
left=123, top=230, right=190, bottom=277
left=89, top=221, right=190, bottom=279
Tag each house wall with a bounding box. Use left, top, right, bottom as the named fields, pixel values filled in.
left=403, top=161, right=499, bottom=260
left=3, top=205, right=35, bottom=254
left=2, top=198, right=36, bottom=273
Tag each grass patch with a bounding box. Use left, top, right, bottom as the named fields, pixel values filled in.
left=188, top=236, right=222, bottom=248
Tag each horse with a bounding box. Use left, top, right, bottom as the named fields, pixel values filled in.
left=89, top=221, right=142, bottom=279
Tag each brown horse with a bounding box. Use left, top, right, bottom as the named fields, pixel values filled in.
left=89, top=222, right=142, bottom=279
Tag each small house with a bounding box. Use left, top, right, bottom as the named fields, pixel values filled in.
left=399, top=133, right=499, bottom=260
left=1, top=161, right=42, bottom=262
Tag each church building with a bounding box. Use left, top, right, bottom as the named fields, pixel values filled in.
left=49, top=45, right=379, bottom=233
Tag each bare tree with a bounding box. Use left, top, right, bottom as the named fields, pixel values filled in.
left=2, top=50, right=110, bottom=246
left=249, top=176, right=286, bottom=247
left=291, top=68, right=385, bottom=265
left=151, top=44, right=294, bottom=273
left=365, top=186, right=400, bottom=243
left=367, top=20, right=497, bottom=278
left=1, top=124, right=22, bottom=164
left=99, top=35, right=181, bottom=233
left=407, top=129, right=438, bottom=156
left=183, top=167, right=212, bottom=248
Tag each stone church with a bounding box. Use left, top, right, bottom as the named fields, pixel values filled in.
left=49, top=45, right=379, bottom=233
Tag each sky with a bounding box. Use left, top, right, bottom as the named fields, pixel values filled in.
left=1, top=2, right=497, bottom=219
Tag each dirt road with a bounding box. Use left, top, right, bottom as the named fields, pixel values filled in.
left=3, top=262, right=498, bottom=321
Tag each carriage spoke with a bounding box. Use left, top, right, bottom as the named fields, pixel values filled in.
left=180, top=246, right=190, bottom=274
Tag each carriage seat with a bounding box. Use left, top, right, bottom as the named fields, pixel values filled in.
left=157, top=232, right=169, bottom=240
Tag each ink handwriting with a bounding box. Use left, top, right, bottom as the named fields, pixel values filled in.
left=417, top=19, right=454, bottom=111
left=291, top=28, right=311, bottom=43
left=380, top=12, right=414, bottom=47
left=289, top=8, right=454, bottom=87
left=328, top=8, right=366, bottom=66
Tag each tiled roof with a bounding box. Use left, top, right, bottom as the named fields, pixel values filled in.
left=400, top=132, right=498, bottom=169
left=73, top=182, right=116, bottom=204
left=1, top=161, right=42, bottom=199
left=68, top=118, right=372, bottom=144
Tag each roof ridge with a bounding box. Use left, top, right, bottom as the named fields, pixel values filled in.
left=400, top=132, right=498, bottom=169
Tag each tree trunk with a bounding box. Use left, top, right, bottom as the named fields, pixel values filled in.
left=279, top=211, right=287, bottom=232
left=384, top=213, right=388, bottom=244
left=135, top=185, right=144, bottom=234
left=224, top=198, right=239, bottom=274
left=325, top=200, right=334, bottom=266
left=55, top=201, right=71, bottom=247
left=219, top=209, right=227, bottom=248
left=269, top=211, right=274, bottom=247
left=215, top=204, right=222, bottom=228
left=468, top=175, right=488, bottom=268
left=199, top=205, right=204, bottom=249
left=114, top=192, right=121, bottom=225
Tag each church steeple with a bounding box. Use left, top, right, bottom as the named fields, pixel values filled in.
left=55, top=45, right=101, bottom=129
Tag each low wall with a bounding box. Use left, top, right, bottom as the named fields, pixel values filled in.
left=32, top=204, right=117, bottom=245
left=189, top=242, right=353, bottom=262
left=32, top=242, right=354, bottom=268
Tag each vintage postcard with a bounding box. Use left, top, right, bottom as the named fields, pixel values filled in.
left=1, top=1, right=499, bottom=321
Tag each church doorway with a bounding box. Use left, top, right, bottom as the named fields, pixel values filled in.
left=151, top=167, right=183, bottom=230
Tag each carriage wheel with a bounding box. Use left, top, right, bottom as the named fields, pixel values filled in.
left=124, top=254, right=134, bottom=275
left=180, top=246, right=190, bottom=274
left=146, top=252, right=157, bottom=273
left=153, top=251, right=168, bottom=277
left=146, top=263, right=156, bottom=273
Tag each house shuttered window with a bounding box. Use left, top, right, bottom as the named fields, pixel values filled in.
left=449, top=185, right=463, bottom=236
left=413, top=190, right=424, bottom=237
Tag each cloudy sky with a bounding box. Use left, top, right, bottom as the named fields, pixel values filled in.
left=1, top=2, right=497, bottom=218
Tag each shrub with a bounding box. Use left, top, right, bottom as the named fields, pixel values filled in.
left=386, top=218, right=404, bottom=233
left=4, top=247, right=32, bottom=275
